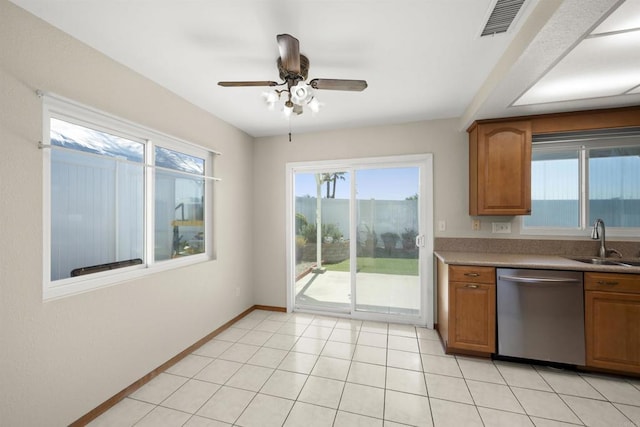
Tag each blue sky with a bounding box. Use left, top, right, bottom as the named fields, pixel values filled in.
left=295, top=167, right=419, bottom=201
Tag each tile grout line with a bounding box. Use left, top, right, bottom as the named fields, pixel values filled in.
left=331, top=322, right=361, bottom=426
left=557, top=391, right=637, bottom=426
left=416, top=325, right=438, bottom=427
left=382, top=324, right=389, bottom=424
left=195, top=312, right=286, bottom=425
left=287, top=317, right=336, bottom=424
left=492, top=359, right=537, bottom=426
left=262, top=313, right=316, bottom=426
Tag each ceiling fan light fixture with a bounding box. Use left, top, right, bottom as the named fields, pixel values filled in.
left=290, top=82, right=312, bottom=104
left=262, top=91, right=279, bottom=110
left=283, top=100, right=294, bottom=118
left=307, top=96, right=321, bottom=114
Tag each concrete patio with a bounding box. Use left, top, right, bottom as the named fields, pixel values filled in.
left=295, top=270, right=420, bottom=314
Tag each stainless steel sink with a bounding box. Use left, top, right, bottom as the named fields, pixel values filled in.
left=569, top=257, right=640, bottom=267
left=572, top=258, right=624, bottom=266
left=618, top=260, right=640, bottom=267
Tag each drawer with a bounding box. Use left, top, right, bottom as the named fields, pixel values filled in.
left=585, top=272, right=640, bottom=294
left=449, top=265, right=495, bottom=284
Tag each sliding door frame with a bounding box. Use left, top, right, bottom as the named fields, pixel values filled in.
left=285, top=154, right=434, bottom=327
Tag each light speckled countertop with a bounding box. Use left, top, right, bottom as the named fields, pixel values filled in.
left=434, top=251, right=640, bottom=274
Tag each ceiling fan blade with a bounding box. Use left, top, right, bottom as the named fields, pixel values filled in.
left=218, top=81, right=279, bottom=87
left=309, top=79, right=368, bottom=91
left=277, top=34, right=301, bottom=74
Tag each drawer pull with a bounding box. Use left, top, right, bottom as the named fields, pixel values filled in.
left=464, top=273, right=480, bottom=277
left=465, top=284, right=479, bottom=289
left=597, top=280, right=619, bottom=286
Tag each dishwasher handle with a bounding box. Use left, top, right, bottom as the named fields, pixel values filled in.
left=498, top=275, right=581, bottom=284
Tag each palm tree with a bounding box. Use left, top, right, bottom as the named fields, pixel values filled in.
left=321, top=172, right=347, bottom=198
left=321, top=173, right=332, bottom=198
left=331, top=173, right=346, bottom=198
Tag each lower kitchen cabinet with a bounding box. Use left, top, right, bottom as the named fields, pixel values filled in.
left=449, top=280, right=496, bottom=353
left=585, top=272, right=640, bottom=374
left=436, top=260, right=496, bottom=355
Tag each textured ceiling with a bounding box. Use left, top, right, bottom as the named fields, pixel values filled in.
left=10, top=0, right=640, bottom=137
left=514, top=0, right=640, bottom=106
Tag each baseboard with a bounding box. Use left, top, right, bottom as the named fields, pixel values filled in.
left=70, top=304, right=286, bottom=426
left=253, top=305, right=286, bottom=312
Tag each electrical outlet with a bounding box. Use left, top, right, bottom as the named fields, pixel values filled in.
left=472, top=219, right=481, bottom=231
left=236, top=286, right=240, bottom=297
left=492, top=222, right=511, bottom=233
left=438, top=220, right=446, bottom=231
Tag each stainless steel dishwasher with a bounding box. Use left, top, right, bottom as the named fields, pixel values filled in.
left=497, top=268, right=585, bottom=366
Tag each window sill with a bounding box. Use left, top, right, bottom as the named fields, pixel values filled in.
left=43, top=253, right=212, bottom=301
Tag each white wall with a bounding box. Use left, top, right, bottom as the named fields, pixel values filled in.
left=251, top=114, right=640, bottom=309
left=0, top=2, right=255, bottom=425
left=252, top=120, right=470, bottom=307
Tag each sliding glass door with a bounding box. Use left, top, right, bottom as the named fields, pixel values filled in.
left=354, top=167, right=420, bottom=316
left=287, top=155, right=433, bottom=325
left=293, top=170, right=352, bottom=312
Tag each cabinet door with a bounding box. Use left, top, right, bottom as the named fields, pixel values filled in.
left=448, top=281, right=496, bottom=353
left=470, top=121, right=532, bottom=215
left=585, top=290, right=640, bottom=374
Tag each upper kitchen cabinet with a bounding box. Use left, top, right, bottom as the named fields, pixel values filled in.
left=468, top=120, right=532, bottom=216
left=466, top=106, right=640, bottom=217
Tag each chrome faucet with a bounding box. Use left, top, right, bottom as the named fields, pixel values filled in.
left=591, top=218, right=622, bottom=258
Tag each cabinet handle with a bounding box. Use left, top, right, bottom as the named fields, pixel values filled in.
left=597, top=280, right=619, bottom=286
left=464, top=273, right=480, bottom=277
left=465, top=284, right=479, bottom=289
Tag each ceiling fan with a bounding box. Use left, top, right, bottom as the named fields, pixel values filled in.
left=218, top=34, right=368, bottom=116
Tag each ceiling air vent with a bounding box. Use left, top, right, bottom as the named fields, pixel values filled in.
left=481, top=0, right=526, bottom=36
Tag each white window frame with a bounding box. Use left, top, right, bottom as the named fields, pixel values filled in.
left=521, top=137, right=640, bottom=237
left=41, top=93, right=219, bottom=300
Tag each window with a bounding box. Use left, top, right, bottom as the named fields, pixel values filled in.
left=42, top=94, right=218, bottom=299
left=154, top=146, right=206, bottom=261
left=523, top=128, right=640, bottom=234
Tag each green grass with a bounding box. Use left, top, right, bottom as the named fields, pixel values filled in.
left=324, top=257, right=418, bottom=276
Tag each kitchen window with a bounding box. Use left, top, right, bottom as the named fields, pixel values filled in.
left=42, top=94, right=219, bottom=300
left=522, top=128, right=640, bottom=235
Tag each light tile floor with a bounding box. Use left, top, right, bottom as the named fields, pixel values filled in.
left=90, top=310, right=640, bottom=427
